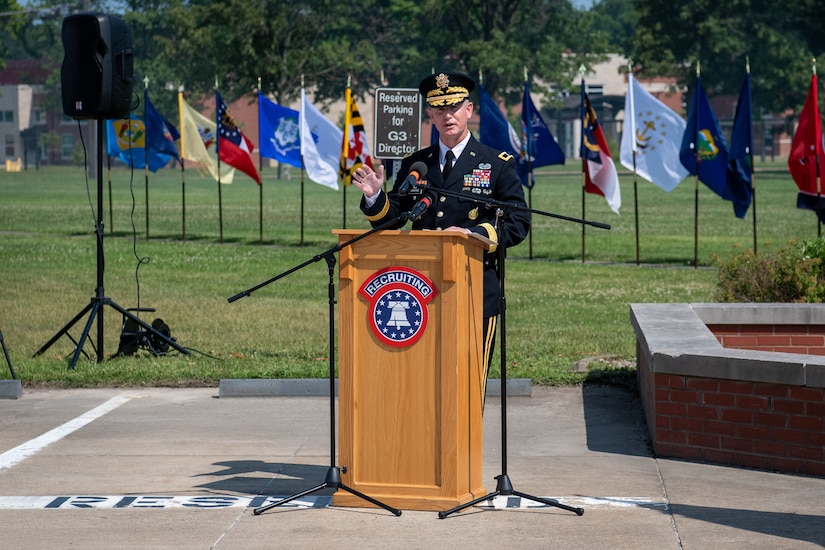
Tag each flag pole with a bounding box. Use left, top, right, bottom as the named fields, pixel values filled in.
left=215, top=78, right=225, bottom=243
left=746, top=58, right=758, bottom=255
left=144, top=77, right=150, bottom=239
left=342, top=75, right=352, bottom=230
left=106, top=128, right=114, bottom=236
left=300, top=77, right=306, bottom=246
left=178, top=87, right=187, bottom=241
left=693, top=61, right=701, bottom=269
left=579, top=67, right=587, bottom=263
left=257, top=77, right=264, bottom=244
left=815, top=59, right=822, bottom=238
left=521, top=66, right=535, bottom=260
left=628, top=62, right=641, bottom=265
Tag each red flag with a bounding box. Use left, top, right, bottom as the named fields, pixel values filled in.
left=788, top=74, right=825, bottom=217
left=216, top=91, right=261, bottom=184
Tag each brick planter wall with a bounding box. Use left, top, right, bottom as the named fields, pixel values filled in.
left=631, top=304, right=825, bottom=477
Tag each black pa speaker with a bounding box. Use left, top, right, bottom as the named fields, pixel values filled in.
left=61, top=13, right=133, bottom=120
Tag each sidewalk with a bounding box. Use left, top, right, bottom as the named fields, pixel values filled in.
left=1, top=385, right=823, bottom=549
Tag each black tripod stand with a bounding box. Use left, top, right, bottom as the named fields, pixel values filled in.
left=229, top=217, right=409, bottom=516
left=431, top=192, right=607, bottom=519
left=34, top=119, right=189, bottom=369
left=1, top=326, right=16, bottom=380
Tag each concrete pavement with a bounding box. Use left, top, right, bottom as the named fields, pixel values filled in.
left=1, top=384, right=823, bottom=549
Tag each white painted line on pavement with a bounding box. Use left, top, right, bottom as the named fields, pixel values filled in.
left=0, top=494, right=668, bottom=510
left=0, top=393, right=134, bottom=472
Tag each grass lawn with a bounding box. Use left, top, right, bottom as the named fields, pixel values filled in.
left=0, top=159, right=815, bottom=387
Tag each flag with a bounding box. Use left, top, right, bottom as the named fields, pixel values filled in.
left=300, top=88, right=343, bottom=190
left=620, top=74, right=688, bottom=192
left=339, top=88, right=374, bottom=186
left=479, top=85, right=521, bottom=158
left=582, top=89, right=621, bottom=214
left=680, top=78, right=751, bottom=217
left=258, top=92, right=301, bottom=168
left=788, top=73, right=825, bottom=221
left=106, top=114, right=173, bottom=172
left=178, top=92, right=234, bottom=183
left=216, top=91, right=261, bottom=184
left=145, top=92, right=180, bottom=163
left=727, top=74, right=754, bottom=218
left=518, top=82, right=565, bottom=186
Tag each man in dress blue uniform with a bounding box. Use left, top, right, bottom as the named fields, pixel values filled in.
left=351, top=71, right=530, bottom=401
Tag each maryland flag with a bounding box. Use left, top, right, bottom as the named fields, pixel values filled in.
left=339, top=87, right=374, bottom=186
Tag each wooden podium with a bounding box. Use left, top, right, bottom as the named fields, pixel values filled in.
left=332, top=229, right=488, bottom=511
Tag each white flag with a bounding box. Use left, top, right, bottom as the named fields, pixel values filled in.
left=300, top=89, right=343, bottom=190
left=178, top=92, right=235, bottom=183
left=620, top=75, right=688, bottom=192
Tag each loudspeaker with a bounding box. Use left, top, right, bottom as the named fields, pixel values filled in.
left=61, top=13, right=133, bottom=120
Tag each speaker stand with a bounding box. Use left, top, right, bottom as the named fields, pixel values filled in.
left=34, top=118, right=189, bottom=369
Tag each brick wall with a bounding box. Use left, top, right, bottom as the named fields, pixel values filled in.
left=707, top=324, right=825, bottom=355
left=648, top=370, right=825, bottom=476
left=633, top=304, right=825, bottom=478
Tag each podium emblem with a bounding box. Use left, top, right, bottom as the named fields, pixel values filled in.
left=359, top=266, right=439, bottom=348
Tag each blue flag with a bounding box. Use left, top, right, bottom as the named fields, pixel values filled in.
left=519, top=82, right=565, bottom=187
left=258, top=92, right=302, bottom=168
left=107, top=114, right=174, bottom=172
left=479, top=85, right=520, bottom=159
left=145, top=92, right=180, bottom=163
left=726, top=74, right=754, bottom=218
left=680, top=78, right=747, bottom=217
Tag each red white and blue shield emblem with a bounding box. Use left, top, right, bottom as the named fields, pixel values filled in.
left=358, top=266, right=438, bottom=348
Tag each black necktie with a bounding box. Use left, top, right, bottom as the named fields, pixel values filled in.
left=443, top=150, right=454, bottom=180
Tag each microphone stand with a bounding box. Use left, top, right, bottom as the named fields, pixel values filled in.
left=431, top=187, right=607, bottom=519
left=228, top=213, right=416, bottom=517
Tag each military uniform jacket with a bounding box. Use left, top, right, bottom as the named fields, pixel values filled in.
left=360, top=135, right=530, bottom=317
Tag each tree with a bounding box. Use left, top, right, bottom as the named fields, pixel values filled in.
left=631, top=0, right=822, bottom=113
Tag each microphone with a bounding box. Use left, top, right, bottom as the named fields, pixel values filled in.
left=398, top=161, right=428, bottom=196
left=407, top=193, right=434, bottom=221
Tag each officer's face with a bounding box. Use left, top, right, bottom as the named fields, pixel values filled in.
left=429, top=100, right=473, bottom=146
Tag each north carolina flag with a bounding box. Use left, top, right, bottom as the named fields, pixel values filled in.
left=582, top=89, right=621, bottom=214
left=216, top=91, right=261, bottom=184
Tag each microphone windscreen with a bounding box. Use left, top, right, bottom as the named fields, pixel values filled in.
left=409, top=161, right=428, bottom=180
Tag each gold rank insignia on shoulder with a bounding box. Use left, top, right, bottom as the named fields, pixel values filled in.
left=498, top=152, right=514, bottom=162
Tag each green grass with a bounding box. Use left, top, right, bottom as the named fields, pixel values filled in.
left=0, top=161, right=815, bottom=387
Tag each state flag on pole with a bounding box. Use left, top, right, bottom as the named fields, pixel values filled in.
left=479, top=84, right=520, bottom=159
left=301, top=88, right=343, bottom=190
left=216, top=91, right=261, bottom=184
left=258, top=92, right=301, bottom=168
left=582, top=90, right=621, bottom=214
left=339, top=88, right=374, bottom=186
left=620, top=74, right=688, bottom=192
left=178, top=92, right=234, bottom=183
left=788, top=73, right=825, bottom=221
